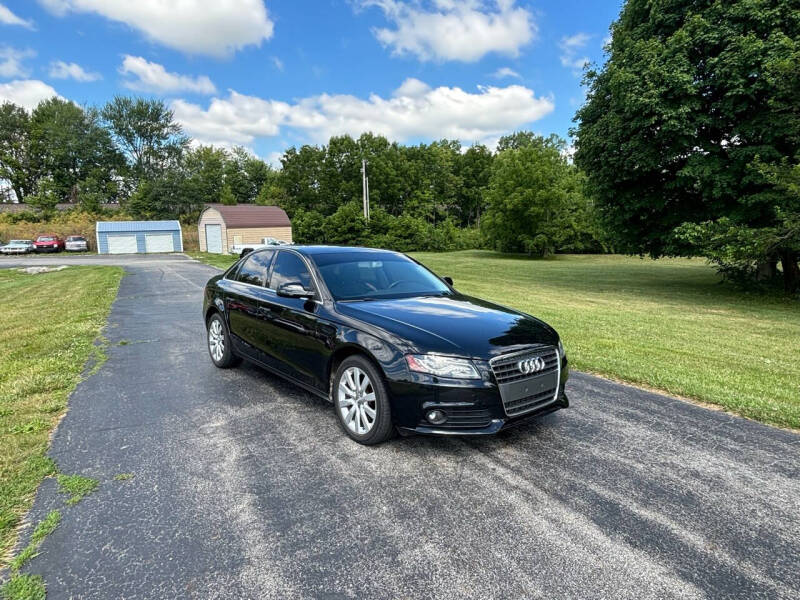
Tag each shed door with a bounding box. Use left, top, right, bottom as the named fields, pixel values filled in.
left=107, top=234, right=138, bottom=254
left=144, top=233, right=175, bottom=253
left=205, top=224, right=223, bottom=254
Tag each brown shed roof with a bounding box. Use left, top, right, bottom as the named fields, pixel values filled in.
left=203, top=204, right=291, bottom=228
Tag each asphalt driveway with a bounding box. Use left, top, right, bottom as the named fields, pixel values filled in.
left=9, top=255, right=800, bottom=598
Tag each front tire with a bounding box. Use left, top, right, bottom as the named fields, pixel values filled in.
left=207, top=313, right=241, bottom=368
left=333, top=356, right=394, bottom=445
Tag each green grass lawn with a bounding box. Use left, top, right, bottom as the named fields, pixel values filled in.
left=412, top=251, right=800, bottom=430
left=186, top=251, right=238, bottom=270
left=0, top=266, right=122, bottom=566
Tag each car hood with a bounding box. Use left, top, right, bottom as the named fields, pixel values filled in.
left=335, top=293, right=558, bottom=359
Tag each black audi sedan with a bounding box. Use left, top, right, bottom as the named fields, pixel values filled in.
left=203, top=246, right=569, bottom=444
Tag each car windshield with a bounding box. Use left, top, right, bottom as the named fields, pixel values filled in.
left=67, top=236, right=85, bottom=241
left=37, top=237, right=55, bottom=242
left=10, top=240, right=28, bottom=244
left=314, top=251, right=451, bottom=301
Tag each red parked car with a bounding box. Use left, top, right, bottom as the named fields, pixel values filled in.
left=33, top=234, right=65, bottom=253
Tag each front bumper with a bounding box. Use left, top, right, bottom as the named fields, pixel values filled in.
left=65, top=245, right=87, bottom=252
left=388, top=356, right=570, bottom=436
left=34, top=245, right=60, bottom=252
left=1, top=248, right=31, bottom=254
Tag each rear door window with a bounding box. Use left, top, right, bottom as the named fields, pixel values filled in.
left=234, top=251, right=274, bottom=287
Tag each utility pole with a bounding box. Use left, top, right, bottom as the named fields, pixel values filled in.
left=361, top=159, right=370, bottom=222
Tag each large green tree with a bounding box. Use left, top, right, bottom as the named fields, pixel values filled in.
left=574, top=0, right=800, bottom=292
left=455, top=144, right=493, bottom=227
left=0, top=102, right=35, bottom=203
left=482, top=135, right=592, bottom=255
left=29, top=98, right=121, bottom=204
left=101, top=96, right=188, bottom=185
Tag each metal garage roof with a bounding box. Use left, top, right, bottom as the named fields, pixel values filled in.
left=96, top=220, right=181, bottom=232
left=203, top=204, right=291, bottom=228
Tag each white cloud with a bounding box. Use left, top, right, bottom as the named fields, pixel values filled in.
left=492, top=66, right=521, bottom=79
left=266, top=151, right=283, bottom=168
left=559, top=33, right=591, bottom=73
left=271, top=56, right=284, bottom=71
left=49, top=60, right=101, bottom=82
left=120, top=55, right=216, bottom=95
left=37, top=0, right=274, bottom=57
left=0, top=3, right=34, bottom=28
left=172, top=78, right=554, bottom=149
left=360, top=0, right=535, bottom=62
left=172, top=92, right=290, bottom=148
left=0, top=47, right=35, bottom=79
left=0, top=79, right=61, bottom=110
left=392, top=77, right=430, bottom=97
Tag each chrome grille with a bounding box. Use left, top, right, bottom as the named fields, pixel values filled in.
left=490, top=346, right=559, bottom=384
left=490, top=346, right=561, bottom=417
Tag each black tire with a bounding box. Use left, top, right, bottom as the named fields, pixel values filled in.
left=206, top=312, right=241, bottom=368
left=333, top=355, right=394, bottom=445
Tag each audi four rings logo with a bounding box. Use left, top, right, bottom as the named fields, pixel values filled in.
left=517, top=356, right=547, bottom=374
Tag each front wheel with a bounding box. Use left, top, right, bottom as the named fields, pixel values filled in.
left=207, top=313, right=241, bottom=368
left=333, top=356, right=394, bottom=445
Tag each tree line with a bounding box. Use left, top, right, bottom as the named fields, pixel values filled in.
left=0, top=96, right=605, bottom=254
left=0, top=97, right=273, bottom=214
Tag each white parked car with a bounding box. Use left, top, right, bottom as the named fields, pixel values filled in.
left=0, top=239, right=35, bottom=254
left=230, top=237, right=281, bottom=257
left=65, top=235, right=89, bottom=252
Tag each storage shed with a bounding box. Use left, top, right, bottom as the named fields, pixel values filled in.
left=96, top=221, right=183, bottom=254
left=198, top=204, right=292, bottom=254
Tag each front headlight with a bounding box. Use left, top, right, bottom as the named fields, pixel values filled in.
left=405, top=354, right=480, bottom=379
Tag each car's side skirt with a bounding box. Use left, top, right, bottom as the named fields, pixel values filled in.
left=231, top=345, right=330, bottom=402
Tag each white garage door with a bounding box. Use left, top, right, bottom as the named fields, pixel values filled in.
left=205, top=224, right=223, bottom=254
left=145, top=233, right=175, bottom=253
left=107, top=235, right=138, bottom=254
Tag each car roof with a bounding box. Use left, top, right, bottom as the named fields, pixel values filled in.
left=290, top=245, right=403, bottom=257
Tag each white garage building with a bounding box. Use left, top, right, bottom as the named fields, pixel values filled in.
left=96, top=221, right=183, bottom=254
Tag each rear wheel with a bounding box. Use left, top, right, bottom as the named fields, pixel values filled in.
left=207, top=313, right=241, bottom=368
left=334, top=356, right=394, bottom=445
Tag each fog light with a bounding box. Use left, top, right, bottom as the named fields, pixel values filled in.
left=426, top=410, right=447, bottom=425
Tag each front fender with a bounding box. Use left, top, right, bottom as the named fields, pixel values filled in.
left=331, top=328, right=408, bottom=382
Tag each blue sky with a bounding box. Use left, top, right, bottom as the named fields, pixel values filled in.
left=0, top=1, right=622, bottom=162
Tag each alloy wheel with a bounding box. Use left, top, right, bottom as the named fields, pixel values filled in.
left=338, top=366, right=377, bottom=435
left=208, top=319, right=225, bottom=362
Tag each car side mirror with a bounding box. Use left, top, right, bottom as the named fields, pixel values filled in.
left=277, top=282, right=314, bottom=299
left=443, top=276, right=454, bottom=286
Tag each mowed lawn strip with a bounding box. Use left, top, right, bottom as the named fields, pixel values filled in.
left=410, top=251, right=800, bottom=429
left=0, top=266, right=123, bottom=565
left=186, top=252, right=238, bottom=270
